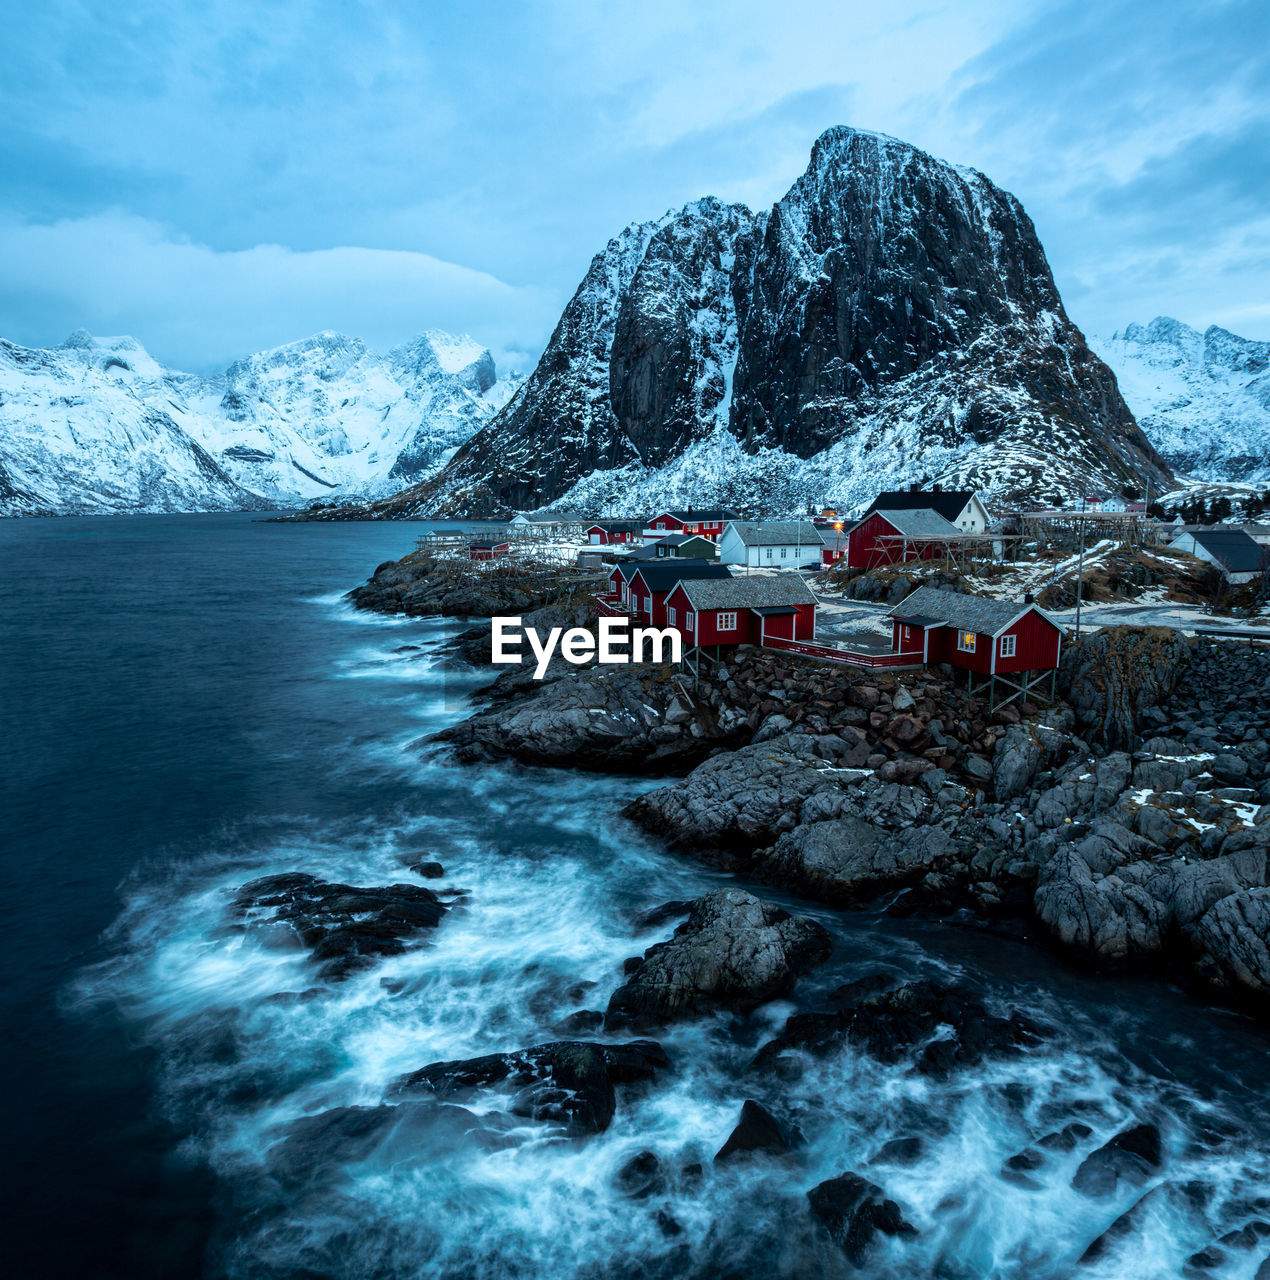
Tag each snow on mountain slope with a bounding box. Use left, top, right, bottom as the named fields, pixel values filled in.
left=1096, top=318, right=1270, bottom=483
left=0, top=328, right=518, bottom=515
left=372, top=126, right=1170, bottom=520
left=0, top=334, right=269, bottom=516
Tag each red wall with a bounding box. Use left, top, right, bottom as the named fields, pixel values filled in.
left=891, top=620, right=927, bottom=656
left=665, top=586, right=816, bottom=647
left=997, top=609, right=1062, bottom=672
left=847, top=512, right=943, bottom=569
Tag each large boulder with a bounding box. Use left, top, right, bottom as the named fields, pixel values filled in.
left=438, top=661, right=735, bottom=769
left=606, top=888, right=832, bottom=1028
left=1187, top=887, right=1270, bottom=1006
left=807, top=1172, right=917, bottom=1266
left=1058, top=627, right=1190, bottom=751
left=764, top=815, right=953, bottom=906
left=623, top=732, right=861, bottom=853
left=390, top=1039, right=669, bottom=1136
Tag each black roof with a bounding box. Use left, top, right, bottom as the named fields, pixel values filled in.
left=657, top=533, right=715, bottom=546
left=630, top=562, right=733, bottom=591
left=588, top=519, right=644, bottom=532
left=469, top=541, right=508, bottom=549
left=1191, top=529, right=1267, bottom=574
left=869, top=490, right=977, bottom=523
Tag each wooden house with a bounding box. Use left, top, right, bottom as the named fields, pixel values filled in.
left=586, top=520, right=643, bottom=545
left=664, top=574, right=818, bottom=648
left=868, top=488, right=990, bottom=533
left=653, top=533, right=718, bottom=560
left=1171, top=529, right=1267, bottom=583
left=468, top=541, right=511, bottom=561
left=643, top=508, right=738, bottom=541
left=844, top=508, right=962, bottom=569
left=889, top=587, right=1063, bottom=700
left=718, top=520, right=822, bottom=569
left=626, top=562, right=732, bottom=627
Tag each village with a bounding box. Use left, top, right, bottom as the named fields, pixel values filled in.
left=438, top=488, right=1270, bottom=708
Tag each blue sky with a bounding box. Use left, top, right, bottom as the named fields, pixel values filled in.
left=2, top=0, right=1267, bottom=373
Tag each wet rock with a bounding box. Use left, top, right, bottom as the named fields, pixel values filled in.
left=1037, top=1121, right=1093, bottom=1153
left=755, top=978, right=1043, bottom=1079
left=1188, top=887, right=1270, bottom=1006
left=1071, top=1123, right=1162, bottom=1197
left=714, top=1100, right=791, bottom=1161
left=614, top=1149, right=666, bottom=1198
left=807, top=1171, right=917, bottom=1266
left=632, top=900, right=694, bottom=932
left=869, top=1136, right=926, bottom=1166
left=231, top=872, right=446, bottom=980
left=409, top=860, right=446, bottom=879
left=607, top=888, right=832, bottom=1028
left=390, top=1039, right=669, bottom=1136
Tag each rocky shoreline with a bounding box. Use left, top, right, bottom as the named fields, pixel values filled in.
left=350, top=554, right=1270, bottom=1014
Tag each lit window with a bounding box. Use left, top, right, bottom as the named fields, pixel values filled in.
left=957, top=631, right=977, bottom=653
left=717, top=611, right=737, bottom=631
left=1000, top=634, right=1016, bottom=658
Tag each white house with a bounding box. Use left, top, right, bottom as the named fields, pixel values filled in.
left=868, top=488, right=990, bottom=533
left=1172, top=529, right=1267, bottom=584
left=718, top=521, right=823, bottom=569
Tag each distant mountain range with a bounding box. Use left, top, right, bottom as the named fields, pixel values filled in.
left=1095, top=318, right=1270, bottom=486
left=347, top=126, right=1173, bottom=521
left=6, top=130, right=1269, bottom=521
left=0, top=328, right=518, bottom=515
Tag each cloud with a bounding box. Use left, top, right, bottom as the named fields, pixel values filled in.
left=0, top=212, right=560, bottom=375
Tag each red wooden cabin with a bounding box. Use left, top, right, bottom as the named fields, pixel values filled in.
left=626, top=562, right=733, bottom=627
left=889, top=587, right=1063, bottom=674
left=664, top=575, right=817, bottom=648
left=644, top=508, right=738, bottom=541
left=586, top=521, right=642, bottom=545
left=844, top=508, right=962, bottom=569
left=469, top=541, right=511, bottom=561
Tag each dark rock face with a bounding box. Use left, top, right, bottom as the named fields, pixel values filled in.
left=417, top=199, right=756, bottom=514
left=1071, top=1123, right=1163, bottom=1197
left=606, top=888, right=832, bottom=1028
left=390, top=1039, right=669, bottom=1136
left=231, top=873, right=446, bottom=980
left=353, top=126, right=1170, bottom=518
left=1058, top=626, right=1191, bottom=750
left=754, top=977, right=1044, bottom=1079
left=807, top=1171, right=917, bottom=1266
left=714, top=1100, right=792, bottom=1162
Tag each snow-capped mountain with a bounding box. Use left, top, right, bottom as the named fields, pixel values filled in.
left=1096, top=317, right=1270, bottom=484
left=0, top=328, right=518, bottom=516
left=368, top=126, right=1170, bottom=519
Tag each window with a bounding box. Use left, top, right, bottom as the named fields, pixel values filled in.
left=780, top=547, right=788, bottom=559
left=1000, top=634, right=1016, bottom=658
left=685, top=612, right=695, bottom=631
left=656, top=521, right=666, bottom=529
left=957, top=631, right=977, bottom=653
left=717, top=611, right=738, bottom=631
left=765, top=547, right=773, bottom=560
left=667, top=607, right=676, bottom=625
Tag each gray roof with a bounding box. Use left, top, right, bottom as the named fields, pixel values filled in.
left=724, top=520, right=821, bottom=546
left=1192, top=529, right=1267, bottom=574
left=892, top=586, right=1054, bottom=636
left=816, top=526, right=847, bottom=545
left=871, top=507, right=962, bottom=538
left=675, top=574, right=817, bottom=611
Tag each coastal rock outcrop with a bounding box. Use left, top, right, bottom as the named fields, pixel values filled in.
left=807, top=1171, right=917, bottom=1266
left=606, top=888, right=832, bottom=1028
left=231, top=872, right=446, bottom=980
left=390, top=1039, right=670, bottom=1136
left=1057, top=626, right=1191, bottom=750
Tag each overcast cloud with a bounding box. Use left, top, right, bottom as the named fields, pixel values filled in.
left=2, top=0, right=1266, bottom=373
